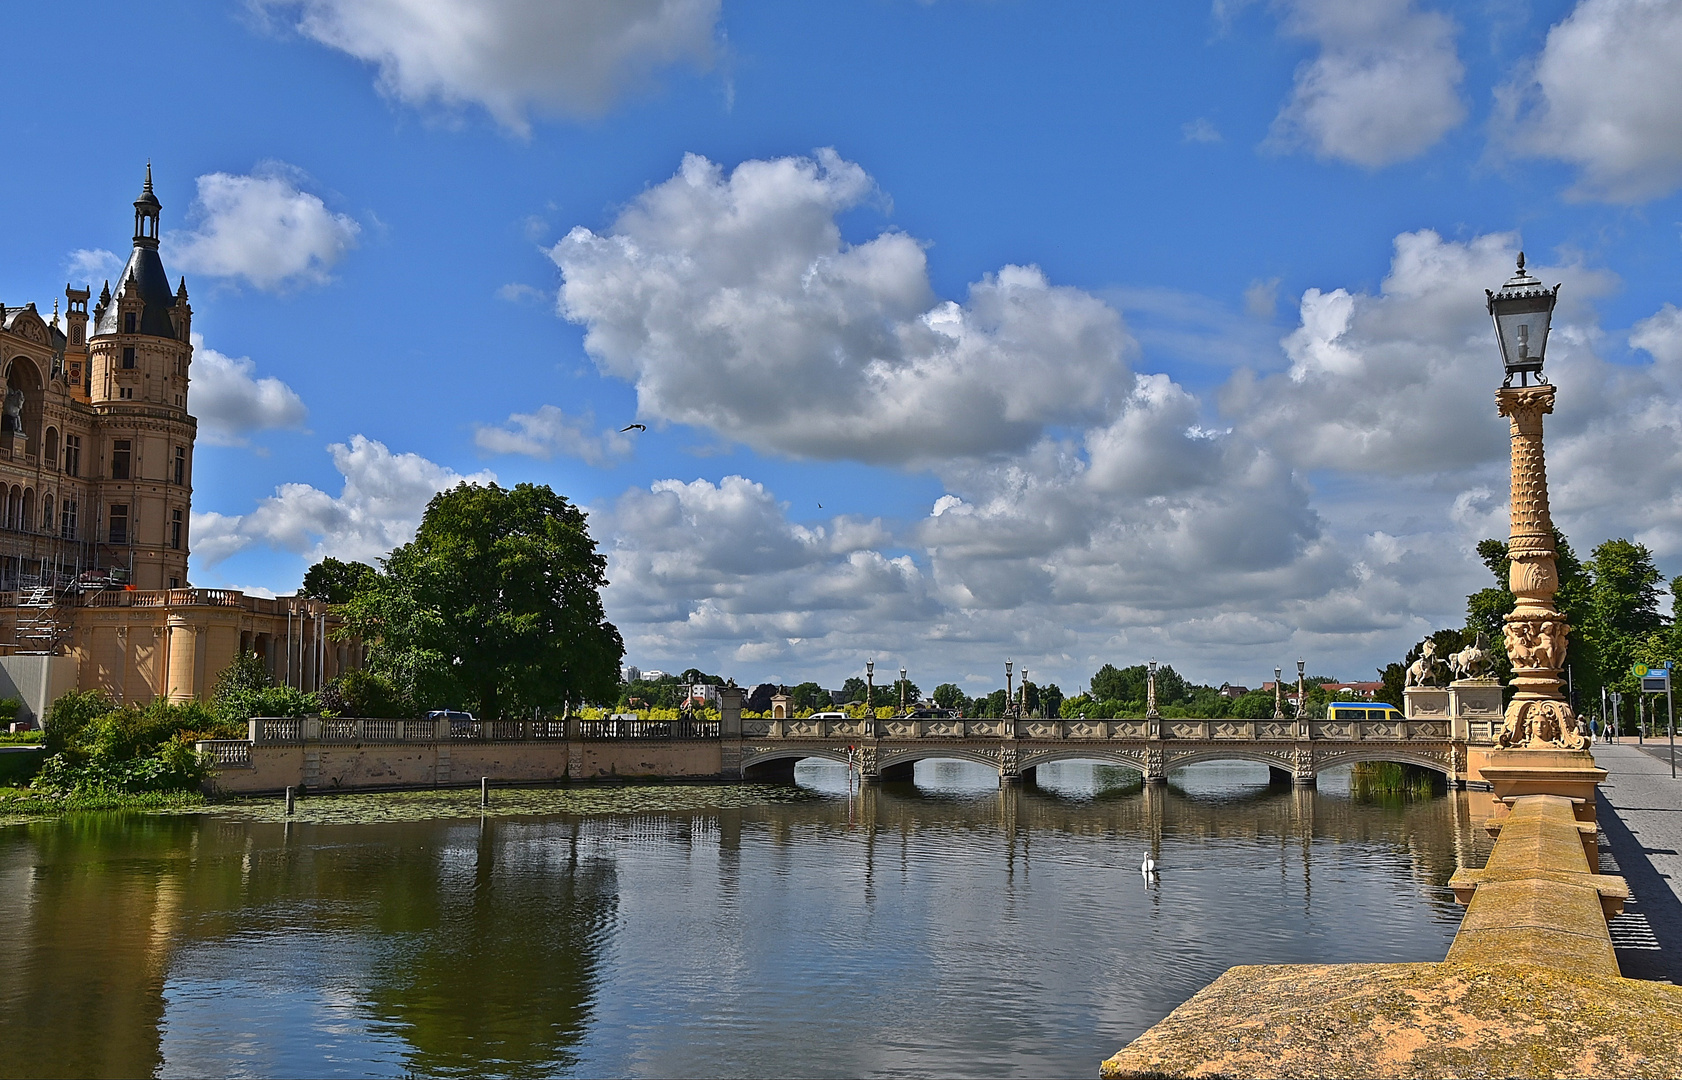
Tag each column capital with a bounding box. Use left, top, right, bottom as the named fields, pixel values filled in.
left=1496, top=383, right=1555, bottom=424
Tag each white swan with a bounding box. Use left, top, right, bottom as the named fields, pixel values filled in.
left=1141, top=853, right=1156, bottom=876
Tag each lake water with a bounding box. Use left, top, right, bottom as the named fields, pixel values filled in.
left=0, top=761, right=1490, bottom=1078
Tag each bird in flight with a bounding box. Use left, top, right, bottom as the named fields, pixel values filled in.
left=620, top=423, right=647, bottom=433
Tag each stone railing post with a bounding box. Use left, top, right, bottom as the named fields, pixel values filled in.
left=248, top=718, right=260, bottom=744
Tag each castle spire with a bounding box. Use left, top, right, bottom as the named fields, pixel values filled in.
left=133, top=162, right=161, bottom=249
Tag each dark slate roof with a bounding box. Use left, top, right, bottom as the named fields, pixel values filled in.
left=92, top=244, right=178, bottom=338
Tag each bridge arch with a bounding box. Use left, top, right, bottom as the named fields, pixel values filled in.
left=739, top=746, right=853, bottom=782
left=1015, top=747, right=1147, bottom=776
left=1160, top=747, right=1299, bottom=774
left=1311, top=748, right=1455, bottom=778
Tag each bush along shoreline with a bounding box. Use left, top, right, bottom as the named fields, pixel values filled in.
left=0, top=652, right=335, bottom=818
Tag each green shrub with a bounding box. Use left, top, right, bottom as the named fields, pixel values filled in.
left=0, top=699, right=19, bottom=723
left=331, top=669, right=413, bottom=718
left=0, top=748, right=45, bottom=786
left=33, top=697, right=236, bottom=796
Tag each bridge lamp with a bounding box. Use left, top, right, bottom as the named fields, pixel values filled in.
left=1005, top=660, right=1014, bottom=718
left=1485, top=253, right=1560, bottom=388
left=900, top=666, right=907, bottom=713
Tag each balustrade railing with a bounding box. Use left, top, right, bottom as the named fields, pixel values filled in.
left=231, top=712, right=1454, bottom=750
left=195, top=739, right=253, bottom=768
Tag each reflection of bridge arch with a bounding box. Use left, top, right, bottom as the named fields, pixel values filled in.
left=1310, top=748, right=1455, bottom=778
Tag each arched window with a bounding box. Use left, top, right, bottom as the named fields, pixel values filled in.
left=21, top=490, right=34, bottom=533
left=6, top=486, right=19, bottom=531
left=43, top=427, right=58, bottom=470
left=42, top=495, right=53, bottom=537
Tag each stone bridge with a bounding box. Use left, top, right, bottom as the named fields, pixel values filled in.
left=725, top=713, right=1473, bottom=787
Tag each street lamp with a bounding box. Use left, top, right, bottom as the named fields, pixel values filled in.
left=1295, top=658, right=1306, bottom=721
left=1486, top=253, right=1585, bottom=749
left=1005, top=660, right=1014, bottom=720
left=900, top=665, right=907, bottom=715
left=1274, top=665, right=1284, bottom=719
left=865, top=659, right=875, bottom=719
left=1146, top=658, right=1159, bottom=720
left=1022, top=667, right=1030, bottom=717
left=1486, top=252, right=1559, bottom=389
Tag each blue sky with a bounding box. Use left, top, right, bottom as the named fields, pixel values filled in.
left=3, top=0, right=1681, bottom=696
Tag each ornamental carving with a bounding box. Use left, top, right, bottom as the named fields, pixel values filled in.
left=1498, top=698, right=1588, bottom=751
left=1505, top=615, right=1567, bottom=671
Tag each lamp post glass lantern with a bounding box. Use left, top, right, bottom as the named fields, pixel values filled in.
left=1486, top=253, right=1560, bottom=388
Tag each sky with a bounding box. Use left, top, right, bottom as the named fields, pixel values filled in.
left=2, top=0, right=1681, bottom=697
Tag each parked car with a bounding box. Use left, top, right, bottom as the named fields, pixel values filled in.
left=428, top=709, right=477, bottom=736
left=807, top=711, right=847, bottom=722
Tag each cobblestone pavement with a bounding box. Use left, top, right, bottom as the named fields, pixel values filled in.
left=1594, top=743, right=1682, bottom=982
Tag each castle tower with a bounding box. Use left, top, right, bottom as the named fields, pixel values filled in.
left=85, top=166, right=197, bottom=590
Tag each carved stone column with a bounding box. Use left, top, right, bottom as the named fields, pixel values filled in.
left=1495, top=384, right=1586, bottom=751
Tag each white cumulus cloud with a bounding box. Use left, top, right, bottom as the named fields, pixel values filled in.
left=266, top=0, right=720, bottom=134
left=191, top=435, right=495, bottom=569
left=552, top=150, right=1136, bottom=466
left=474, top=404, right=633, bottom=465
left=1496, top=0, right=1682, bottom=203
left=189, top=334, right=308, bottom=446
left=168, top=165, right=360, bottom=291
left=1266, top=0, right=1465, bottom=168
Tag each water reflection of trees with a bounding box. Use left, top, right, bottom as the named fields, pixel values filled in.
left=0, top=813, right=616, bottom=1079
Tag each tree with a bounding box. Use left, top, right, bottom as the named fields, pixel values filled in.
left=341, top=483, right=624, bottom=720
left=886, top=678, right=921, bottom=711
left=300, top=557, right=378, bottom=604
left=789, top=682, right=828, bottom=712
left=1040, top=683, right=1064, bottom=719
left=745, top=683, right=778, bottom=713
left=840, top=676, right=868, bottom=703
left=932, top=683, right=966, bottom=710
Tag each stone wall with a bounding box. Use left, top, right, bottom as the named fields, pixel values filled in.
left=212, top=739, right=724, bottom=794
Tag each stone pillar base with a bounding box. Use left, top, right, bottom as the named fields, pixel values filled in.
left=1479, top=748, right=1606, bottom=868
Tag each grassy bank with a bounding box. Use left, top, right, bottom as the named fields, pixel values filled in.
left=0, top=785, right=208, bottom=816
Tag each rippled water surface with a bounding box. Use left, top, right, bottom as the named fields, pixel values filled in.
left=0, top=762, right=1491, bottom=1078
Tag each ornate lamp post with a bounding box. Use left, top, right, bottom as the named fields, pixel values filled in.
left=1486, top=254, right=1585, bottom=750
left=900, top=665, right=907, bottom=716
left=865, top=659, right=875, bottom=721
left=1005, top=660, right=1014, bottom=720
left=1022, top=668, right=1031, bottom=717
left=1273, top=665, right=1284, bottom=719
left=1146, top=658, right=1160, bottom=720
left=1295, top=659, right=1306, bottom=720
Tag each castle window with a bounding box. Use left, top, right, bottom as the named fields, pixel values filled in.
left=109, top=504, right=128, bottom=545
left=44, top=427, right=58, bottom=469
left=111, top=440, right=130, bottom=480
left=122, top=348, right=135, bottom=369
left=60, top=500, right=76, bottom=540
left=64, top=435, right=80, bottom=477
left=119, top=387, right=134, bottom=400
left=173, top=446, right=186, bottom=485
left=71, top=326, right=82, bottom=345
left=170, top=509, right=183, bottom=550
left=124, top=312, right=136, bottom=333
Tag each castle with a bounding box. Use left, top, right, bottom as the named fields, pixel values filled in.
left=0, top=169, right=346, bottom=722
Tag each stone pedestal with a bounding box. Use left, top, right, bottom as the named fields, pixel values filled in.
left=1479, top=748, right=1606, bottom=868
left=1403, top=686, right=1449, bottom=722
left=1448, top=679, right=1504, bottom=742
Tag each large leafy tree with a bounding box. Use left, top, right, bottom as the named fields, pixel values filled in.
left=300, top=557, right=378, bottom=604
left=342, top=483, right=624, bottom=720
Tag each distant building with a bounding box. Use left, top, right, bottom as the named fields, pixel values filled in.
left=1218, top=684, right=1249, bottom=698
left=1325, top=680, right=1384, bottom=700
left=689, top=683, right=719, bottom=704
left=623, top=665, right=641, bottom=683
left=641, top=669, right=669, bottom=681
